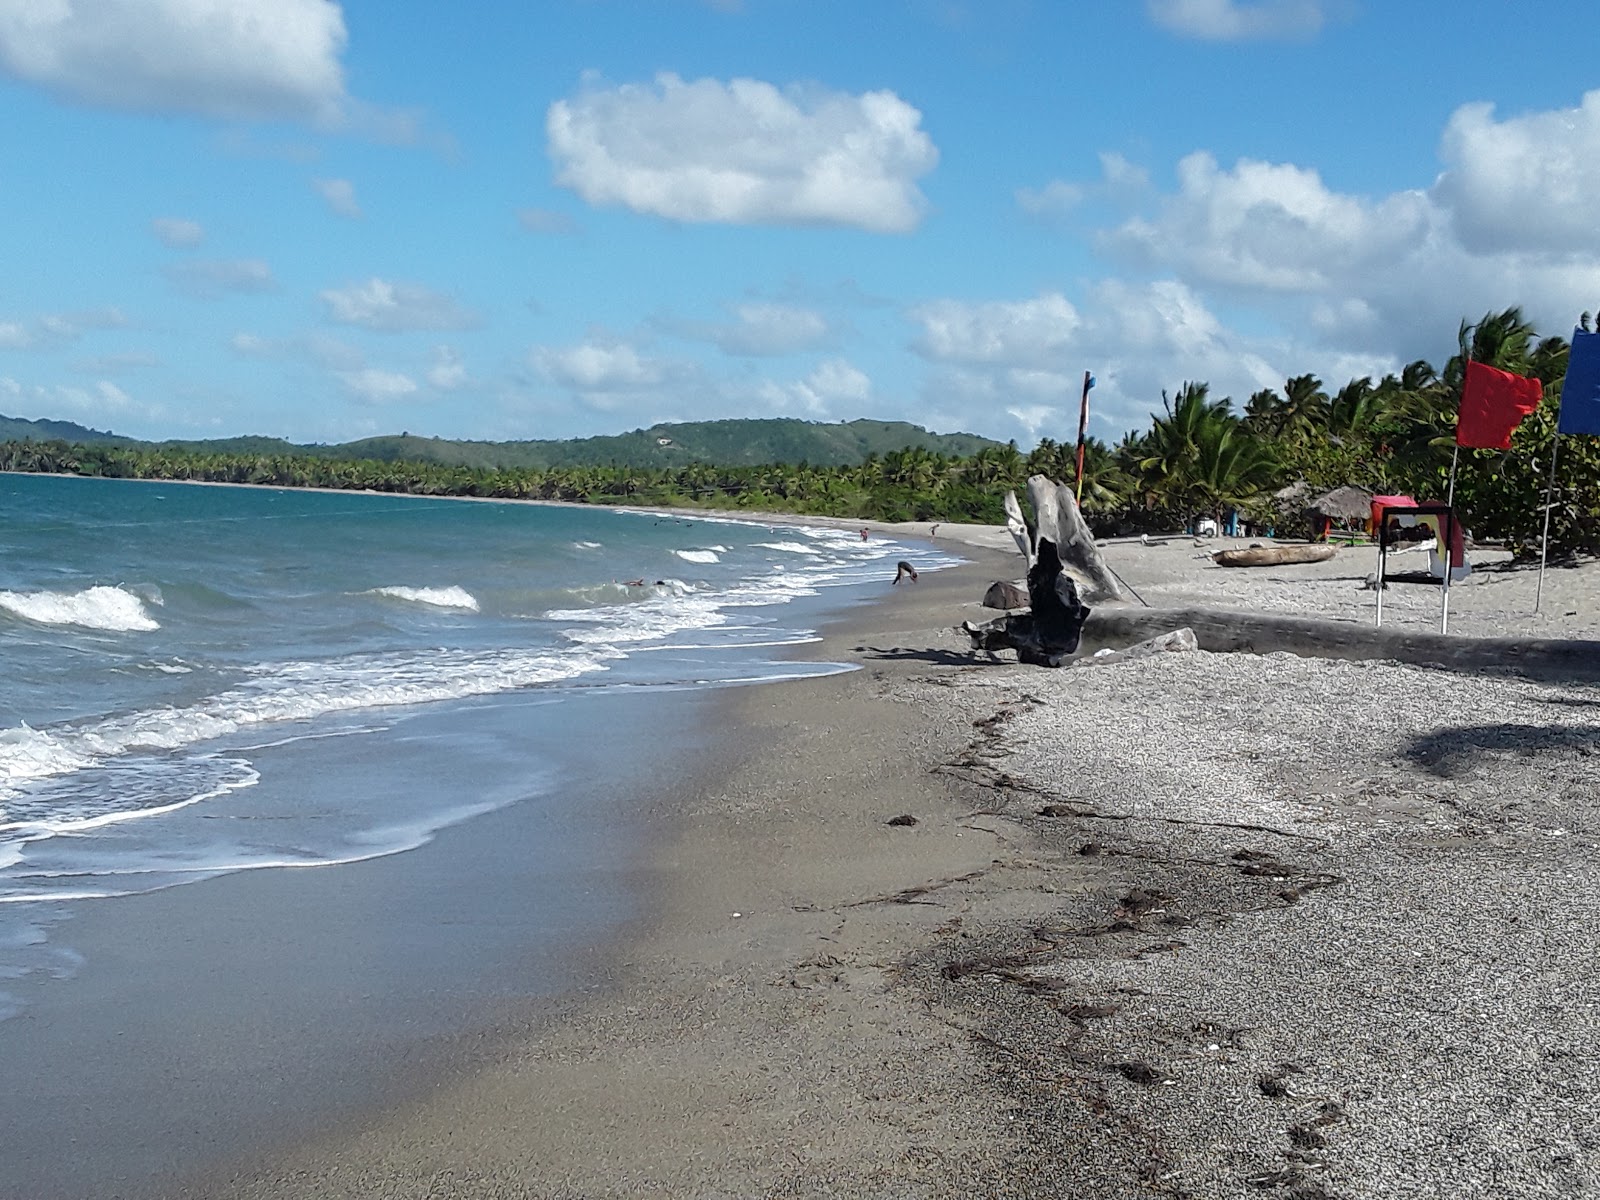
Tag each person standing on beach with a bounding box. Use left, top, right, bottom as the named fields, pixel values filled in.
left=893, top=561, right=919, bottom=584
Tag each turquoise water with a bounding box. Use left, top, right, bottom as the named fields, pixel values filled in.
left=0, top=473, right=957, bottom=1019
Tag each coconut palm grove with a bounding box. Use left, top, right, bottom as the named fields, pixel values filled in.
left=4, top=308, right=1597, bottom=559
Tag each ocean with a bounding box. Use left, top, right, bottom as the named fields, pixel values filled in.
left=0, top=473, right=957, bottom=1026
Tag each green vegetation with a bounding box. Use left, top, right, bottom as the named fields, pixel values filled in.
left=5, top=309, right=1596, bottom=557
left=0, top=416, right=1002, bottom=470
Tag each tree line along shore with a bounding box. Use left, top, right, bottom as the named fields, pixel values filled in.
left=5, top=308, right=1595, bottom=558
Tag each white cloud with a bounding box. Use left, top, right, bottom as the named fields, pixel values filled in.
left=0, top=0, right=348, bottom=122
left=339, top=368, right=419, bottom=405
left=908, top=280, right=1325, bottom=440
left=0, top=308, right=128, bottom=348
left=151, top=217, right=204, bottom=247
left=534, top=339, right=673, bottom=391
left=1090, top=91, right=1600, bottom=358
left=165, top=259, right=277, bottom=297
left=231, top=330, right=363, bottom=369
left=3, top=377, right=158, bottom=426
left=1020, top=153, right=1152, bottom=220
left=313, top=177, right=361, bottom=219
left=692, top=302, right=832, bottom=356
left=1106, top=151, right=1430, bottom=292
left=1435, top=91, right=1600, bottom=257
left=321, top=279, right=478, bottom=332
left=427, top=345, right=468, bottom=391
left=547, top=73, right=937, bottom=233
left=754, top=359, right=871, bottom=416
left=1016, top=180, right=1084, bottom=218
left=1146, top=0, right=1328, bottom=41
left=1006, top=404, right=1056, bottom=439
left=910, top=292, right=1083, bottom=368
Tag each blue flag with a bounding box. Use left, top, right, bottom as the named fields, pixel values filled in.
left=1559, top=329, right=1600, bottom=436
left=1086, top=374, right=1096, bottom=390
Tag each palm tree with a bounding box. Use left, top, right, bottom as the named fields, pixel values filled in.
left=1278, top=374, right=1330, bottom=441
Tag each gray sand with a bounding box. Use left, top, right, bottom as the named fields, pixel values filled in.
left=174, top=530, right=1600, bottom=1199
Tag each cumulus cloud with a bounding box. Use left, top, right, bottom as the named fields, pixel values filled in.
left=1435, top=90, right=1600, bottom=257
left=320, top=279, right=478, bottom=332
left=1089, top=89, right=1600, bottom=357
left=2, top=377, right=153, bottom=424
left=908, top=281, right=1328, bottom=440
left=313, top=177, right=361, bottom=219
left=1105, top=152, right=1432, bottom=292
left=1146, top=0, right=1328, bottom=41
left=0, top=322, right=34, bottom=350
left=757, top=358, right=871, bottom=415
left=0, top=0, right=348, bottom=122
left=165, top=259, right=277, bottom=298
left=547, top=73, right=937, bottom=233
left=910, top=292, right=1083, bottom=368
left=339, top=368, right=419, bottom=404
left=427, top=345, right=468, bottom=391
left=533, top=338, right=676, bottom=392
left=151, top=217, right=204, bottom=247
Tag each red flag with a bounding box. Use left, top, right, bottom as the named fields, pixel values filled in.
left=1457, top=360, right=1543, bottom=448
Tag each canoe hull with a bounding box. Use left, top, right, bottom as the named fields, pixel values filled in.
left=1212, top=545, right=1337, bottom=568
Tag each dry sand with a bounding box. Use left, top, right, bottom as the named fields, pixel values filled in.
left=180, top=527, right=1600, bottom=1200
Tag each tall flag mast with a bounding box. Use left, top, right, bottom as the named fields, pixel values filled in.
left=1074, top=370, right=1095, bottom=505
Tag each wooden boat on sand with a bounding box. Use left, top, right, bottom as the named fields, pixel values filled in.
left=1212, top=544, right=1337, bottom=568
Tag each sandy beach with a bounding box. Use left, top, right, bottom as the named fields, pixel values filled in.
left=149, top=525, right=1600, bottom=1199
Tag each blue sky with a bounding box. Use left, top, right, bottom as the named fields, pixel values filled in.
left=2, top=0, right=1599, bottom=448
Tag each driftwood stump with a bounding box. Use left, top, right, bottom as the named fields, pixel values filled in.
left=963, top=538, right=1092, bottom=666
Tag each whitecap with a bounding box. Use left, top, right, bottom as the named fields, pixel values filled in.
left=756, top=541, right=821, bottom=556
left=673, top=549, right=720, bottom=564
left=0, top=585, right=159, bottom=632
left=368, top=586, right=480, bottom=611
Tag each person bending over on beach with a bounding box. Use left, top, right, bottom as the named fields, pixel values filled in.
left=893, top=561, right=919, bottom=584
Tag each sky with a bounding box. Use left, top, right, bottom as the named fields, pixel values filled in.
left=2, top=1, right=1599, bottom=449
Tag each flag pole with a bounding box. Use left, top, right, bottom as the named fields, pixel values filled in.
left=1446, top=444, right=1460, bottom=508
left=1074, top=370, right=1092, bottom=505
left=1375, top=527, right=1386, bottom=628
left=1535, top=434, right=1561, bottom=614
left=1440, top=511, right=1453, bottom=635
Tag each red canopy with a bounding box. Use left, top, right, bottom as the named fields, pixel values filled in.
left=1371, top=494, right=1416, bottom=527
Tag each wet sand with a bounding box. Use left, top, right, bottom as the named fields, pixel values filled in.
left=55, top=527, right=1600, bottom=1198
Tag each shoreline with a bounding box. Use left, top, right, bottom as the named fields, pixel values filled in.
left=177, top=543, right=1025, bottom=1198
left=17, top=481, right=1598, bottom=1196
left=179, top=527, right=1600, bottom=1198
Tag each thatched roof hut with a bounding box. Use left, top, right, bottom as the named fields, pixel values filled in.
left=1308, top=485, right=1375, bottom=524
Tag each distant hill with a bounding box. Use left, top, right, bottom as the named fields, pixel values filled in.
left=0, top=414, right=132, bottom=446
left=2, top=415, right=1004, bottom=468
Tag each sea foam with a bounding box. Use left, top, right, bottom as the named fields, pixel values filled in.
left=0, top=585, right=159, bottom=632
left=673, top=549, right=720, bottom=564
left=369, top=585, right=481, bottom=611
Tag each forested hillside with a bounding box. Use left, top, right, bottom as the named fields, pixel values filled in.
left=0, top=416, right=1000, bottom=470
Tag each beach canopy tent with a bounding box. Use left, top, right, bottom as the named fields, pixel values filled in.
left=1371, top=494, right=1418, bottom=529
